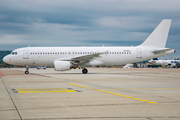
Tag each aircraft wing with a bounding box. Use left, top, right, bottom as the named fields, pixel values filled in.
left=152, top=48, right=175, bottom=54
left=57, top=51, right=108, bottom=64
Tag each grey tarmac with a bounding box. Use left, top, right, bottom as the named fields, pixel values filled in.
left=0, top=68, right=180, bottom=120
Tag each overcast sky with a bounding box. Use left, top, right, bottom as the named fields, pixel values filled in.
left=0, top=0, right=180, bottom=59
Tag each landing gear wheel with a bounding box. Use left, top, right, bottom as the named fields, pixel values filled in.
left=25, top=71, right=29, bottom=74
left=82, top=68, right=88, bottom=74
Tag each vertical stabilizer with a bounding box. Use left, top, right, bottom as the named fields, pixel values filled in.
left=140, top=19, right=171, bottom=48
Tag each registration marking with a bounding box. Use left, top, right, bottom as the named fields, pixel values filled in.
left=69, top=83, right=157, bottom=104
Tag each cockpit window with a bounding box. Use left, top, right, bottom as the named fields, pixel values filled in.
left=11, top=52, right=18, bottom=55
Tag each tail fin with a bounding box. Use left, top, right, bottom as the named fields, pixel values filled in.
left=140, top=19, right=172, bottom=48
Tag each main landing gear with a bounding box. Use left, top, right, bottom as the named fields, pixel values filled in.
left=82, top=68, right=88, bottom=74
left=25, top=66, right=29, bottom=74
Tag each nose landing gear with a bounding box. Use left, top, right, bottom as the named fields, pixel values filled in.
left=25, top=66, right=29, bottom=74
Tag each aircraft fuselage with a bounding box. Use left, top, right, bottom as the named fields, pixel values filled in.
left=3, top=46, right=174, bottom=66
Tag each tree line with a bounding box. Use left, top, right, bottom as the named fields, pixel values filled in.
left=0, top=51, right=11, bottom=63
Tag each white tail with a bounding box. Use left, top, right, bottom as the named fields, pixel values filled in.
left=140, top=19, right=172, bottom=48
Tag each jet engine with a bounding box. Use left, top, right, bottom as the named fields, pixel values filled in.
left=54, top=61, right=78, bottom=71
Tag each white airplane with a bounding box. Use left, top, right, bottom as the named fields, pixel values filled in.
left=3, top=19, right=175, bottom=74
left=149, top=58, right=180, bottom=67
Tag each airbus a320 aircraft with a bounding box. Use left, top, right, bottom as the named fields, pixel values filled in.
left=3, top=19, right=175, bottom=74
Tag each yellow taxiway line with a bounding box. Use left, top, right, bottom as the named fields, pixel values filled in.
left=69, top=83, right=157, bottom=104
left=12, top=88, right=78, bottom=93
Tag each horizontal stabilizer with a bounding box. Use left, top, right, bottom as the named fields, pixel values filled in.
left=152, top=48, right=175, bottom=54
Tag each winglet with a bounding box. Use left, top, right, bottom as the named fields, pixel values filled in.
left=153, top=58, right=158, bottom=60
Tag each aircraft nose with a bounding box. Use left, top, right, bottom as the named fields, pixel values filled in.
left=3, top=56, right=8, bottom=63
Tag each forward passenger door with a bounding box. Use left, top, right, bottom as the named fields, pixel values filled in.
left=23, top=49, right=29, bottom=59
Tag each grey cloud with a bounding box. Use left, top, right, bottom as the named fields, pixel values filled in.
left=0, top=0, right=180, bottom=58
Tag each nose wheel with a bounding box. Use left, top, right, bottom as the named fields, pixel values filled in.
left=82, top=68, right=88, bottom=74
left=25, top=71, right=29, bottom=74
left=25, top=66, right=29, bottom=74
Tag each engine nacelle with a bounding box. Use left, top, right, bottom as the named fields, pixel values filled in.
left=54, top=61, right=71, bottom=71
left=54, top=61, right=78, bottom=71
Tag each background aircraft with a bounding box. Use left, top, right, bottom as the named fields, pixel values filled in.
left=3, top=19, right=175, bottom=74
left=149, top=58, right=180, bottom=68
